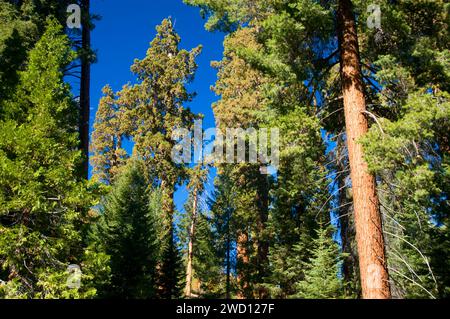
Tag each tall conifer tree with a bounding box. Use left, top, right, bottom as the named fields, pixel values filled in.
left=0, top=19, right=103, bottom=298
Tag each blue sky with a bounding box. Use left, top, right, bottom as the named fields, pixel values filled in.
left=89, top=0, right=225, bottom=212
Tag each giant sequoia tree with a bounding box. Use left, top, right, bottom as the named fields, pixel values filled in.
left=91, top=18, right=202, bottom=298
left=210, top=28, right=272, bottom=298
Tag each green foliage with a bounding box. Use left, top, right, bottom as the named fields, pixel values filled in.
left=0, top=0, right=448, bottom=300
left=0, top=1, right=36, bottom=106
left=90, top=85, right=128, bottom=184
left=156, top=235, right=186, bottom=299
left=191, top=212, right=226, bottom=298
left=90, top=161, right=160, bottom=298
left=178, top=192, right=225, bottom=298
left=0, top=18, right=104, bottom=299
left=296, top=226, right=346, bottom=299
left=90, top=19, right=203, bottom=299
left=361, top=91, right=450, bottom=298
left=188, top=0, right=450, bottom=300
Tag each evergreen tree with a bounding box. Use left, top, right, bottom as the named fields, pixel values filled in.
left=91, top=161, right=160, bottom=299
left=296, top=226, right=346, bottom=299
left=90, top=18, right=202, bottom=299
left=191, top=212, right=225, bottom=298
left=362, top=92, right=450, bottom=298
left=0, top=0, right=37, bottom=107
left=206, top=167, right=238, bottom=299
left=356, top=0, right=450, bottom=299
left=184, top=164, right=208, bottom=297
left=211, top=27, right=273, bottom=299
left=0, top=18, right=104, bottom=298
left=186, top=0, right=449, bottom=299
left=126, top=18, right=201, bottom=299
left=191, top=3, right=332, bottom=299
left=156, top=229, right=185, bottom=299
left=79, top=0, right=92, bottom=178
left=263, top=107, right=330, bottom=298
left=90, top=85, right=128, bottom=184
left=0, top=0, right=98, bottom=178
left=0, top=0, right=71, bottom=111
left=1, top=0, right=447, bottom=301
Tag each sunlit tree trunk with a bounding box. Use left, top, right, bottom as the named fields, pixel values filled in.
left=185, top=188, right=198, bottom=298
left=337, top=0, right=391, bottom=299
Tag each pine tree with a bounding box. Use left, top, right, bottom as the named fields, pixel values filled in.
left=0, top=0, right=98, bottom=178
left=206, top=166, right=238, bottom=299
left=0, top=1, right=36, bottom=108
left=0, top=18, right=104, bottom=298
left=0, top=0, right=74, bottom=111
left=263, top=107, right=330, bottom=298
left=91, top=161, right=160, bottom=299
left=296, top=226, right=346, bottom=299
left=336, top=0, right=391, bottom=299
left=79, top=0, right=91, bottom=178
left=156, top=229, right=185, bottom=299
left=192, top=212, right=225, bottom=298
left=356, top=0, right=450, bottom=299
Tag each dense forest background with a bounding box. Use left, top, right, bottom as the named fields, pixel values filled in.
left=0, top=0, right=449, bottom=299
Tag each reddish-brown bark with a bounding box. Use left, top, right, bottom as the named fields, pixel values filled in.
left=236, top=231, right=250, bottom=299
left=337, top=0, right=391, bottom=299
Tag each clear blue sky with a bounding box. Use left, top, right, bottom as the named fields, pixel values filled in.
left=89, top=0, right=224, bottom=212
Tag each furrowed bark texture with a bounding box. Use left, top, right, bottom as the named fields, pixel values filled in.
left=236, top=230, right=250, bottom=299
left=337, top=0, right=391, bottom=299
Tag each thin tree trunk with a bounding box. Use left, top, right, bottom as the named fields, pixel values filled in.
left=225, top=216, right=231, bottom=299
left=255, top=171, right=269, bottom=298
left=337, top=0, right=391, bottom=299
left=80, top=0, right=91, bottom=179
left=185, top=188, right=198, bottom=298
